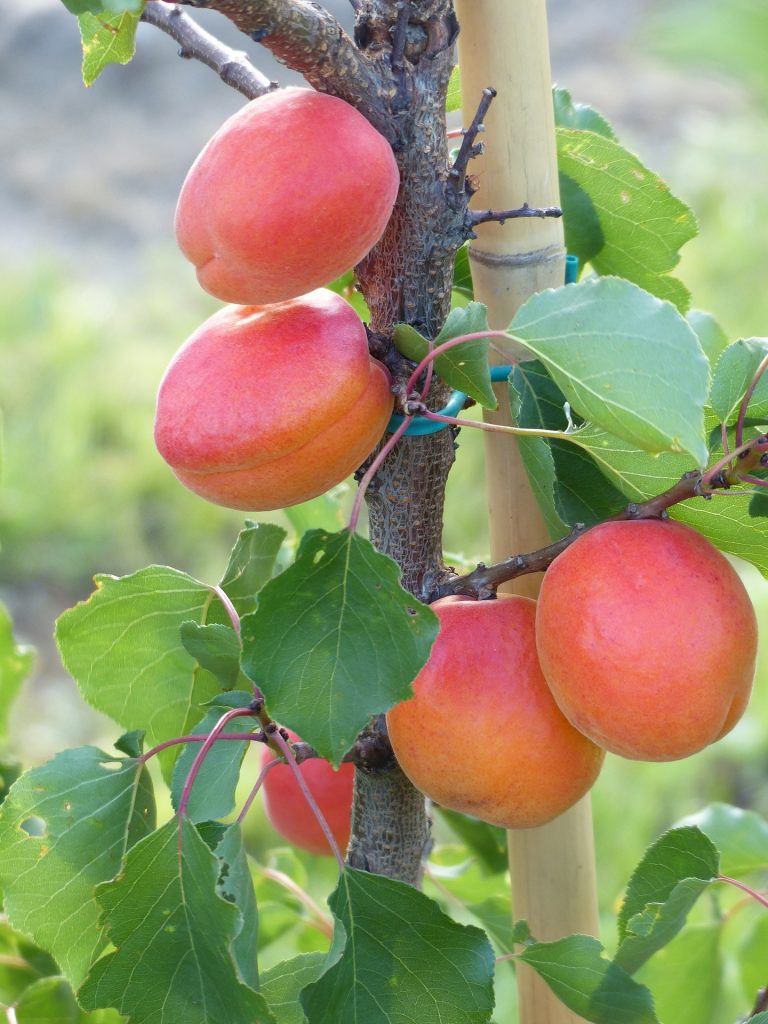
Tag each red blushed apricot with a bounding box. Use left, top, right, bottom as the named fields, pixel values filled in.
left=261, top=731, right=354, bottom=857
left=175, top=87, right=400, bottom=305
left=154, top=289, right=393, bottom=511
left=386, top=596, right=605, bottom=830
left=536, top=519, right=758, bottom=761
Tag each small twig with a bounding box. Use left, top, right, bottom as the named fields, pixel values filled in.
left=139, top=730, right=265, bottom=764
left=751, top=986, right=768, bottom=1017
left=448, top=86, right=496, bottom=192
left=258, top=866, right=334, bottom=938
left=141, top=2, right=274, bottom=99
left=470, top=203, right=563, bottom=226
left=390, top=2, right=413, bottom=71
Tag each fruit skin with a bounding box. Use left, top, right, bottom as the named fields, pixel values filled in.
left=261, top=731, right=355, bottom=857
left=154, top=288, right=393, bottom=511
left=535, top=519, right=758, bottom=762
left=386, top=596, right=605, bottom=830
left=175, top=87, right=400, bottom=305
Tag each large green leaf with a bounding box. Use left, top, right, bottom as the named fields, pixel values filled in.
left=710, top=338, right=768, bottom=425
left=394, top=303, right=497, bottom=409
left=214, top=825, right=260, bottom=992
left=261, top=954, right=326, bottom=1024
left=170, top=691, right=257, bottom=823
left=518, top=935, right=659, bottom=1023
left=79, top=819, right=273, bottom=1023
left=219, top=521, right=286, bottom=617
left=79, top=11, right=142, bottom=86
left=738, top=915, right=768, bottom=1008
left=676, top=804, right=768, bottom=877
left=553, top=87, right=617, bottom=138
left=556, top=129, right=696, bottom=310
left=509, top=277, right=709, bottom=463
left=615, top=827, right=719, bottom=974
left=301, top=868, right=495, bottom=1024
left=241, top=530, right=439, bottom=765
left=0, top=601, right=34, bottom=742
left=0, top=747, right=155, bottom=988
left=634, top=925, right=722, bottom=1024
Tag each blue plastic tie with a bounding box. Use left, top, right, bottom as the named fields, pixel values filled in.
left=387, top=254, right=579, bottom=436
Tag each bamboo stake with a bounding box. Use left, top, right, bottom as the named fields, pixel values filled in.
left=454, top=3, right=600, bottom=1022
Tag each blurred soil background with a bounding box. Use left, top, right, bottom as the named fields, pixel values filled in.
left=1, top=0, right=767, bottom=982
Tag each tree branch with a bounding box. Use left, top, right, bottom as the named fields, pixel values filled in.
left=142, top=2, right=275, bottom=98
left=174, top=0, right=391, bottom=136
left=469, top=202, right=563, bottom=226
left=448, top=86, right=495, bottom=193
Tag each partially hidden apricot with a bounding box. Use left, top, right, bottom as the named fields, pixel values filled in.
left=154, top=288, right=393, bottom=511
left=535, top=519, right=758, bottom=761
left=386, top=596, right=605, bottom=830
left=261, top=731, right=355, bottom=857
left=175, top=87, right=400, bottom=305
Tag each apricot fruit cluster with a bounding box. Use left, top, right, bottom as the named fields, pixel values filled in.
left=387, top=519, right=758, bottom=830
left=156, top=88, right=399, bottom=511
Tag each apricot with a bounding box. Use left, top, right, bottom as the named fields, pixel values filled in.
left=154, top=288, right=393, bottom=511
left=535, top=519, right=758, bottom=761
left=386, top=596, right=605, bottom=830
left=261, top=731, right=355, bottom=857
left=175, top=87, right=400, bottom=305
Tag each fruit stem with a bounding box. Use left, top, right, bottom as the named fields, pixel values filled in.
left=420, top=408, right=572, bottom=441
left=236, top=756, right=281, bottom=825
left=349, top=415, right=414, bottom=532
left=268, top=726, right=346, bottom=873
left=176, top=706, right=258, bottom=822
left=139, top=730, right=265, bottom=764
left=735, top=352, right=768, bottom=447
left=258, top=866, right=334, bottom=938
left=404, top=329, right=512, bottom=396
left=212, top=584, right=241, bottom=638
left=719, top=875, right=768, bottom=910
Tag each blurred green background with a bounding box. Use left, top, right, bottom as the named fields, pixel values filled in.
left=1, top=0, right=767, bottom=1020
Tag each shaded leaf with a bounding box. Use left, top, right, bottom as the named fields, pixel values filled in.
left=615, top=827, right=719, bottom=974
left=301, top=868, right=495, bottom=1024
left=79, top=11, right=141, bottom=87
left=394, top=304, right=497, bottom=409
left=710, top=338, right=768, bottom=425
left=738, top=914, right=768, bottom=1007
left=0, top=747, right=155, bottom=988
left=241, top=530, right=438, bottom=765
left=518, top=935, right=659, bottom=1023
left=214, top=825, right=260, bottom=991
left=435, top=807, right=508, bottom=875
left=261, top=954, right=325, bottom=1024
left=219, top=521, right=286, bottom=617
left=687, top=310, right=729, bottom=367
left=510, top=277, right=709, bottom=463
left=79, top=819, right=273, bottom=1023
left=453, top=244, right=474, bottom=299
left=676, top=804, right=768, bottom=877
left=556, top=129, right=696, bottom=310
left=180, top=622, right=241, bottom=689
left=170, top=691, right=257, bottom=823
left=13, top=976, right=80, bottom=1024
left=559, top=172, right=605, bottom=267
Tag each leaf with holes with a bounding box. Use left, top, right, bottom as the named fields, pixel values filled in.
left=79, top=818, right=273, bottom=1023
left=0, top=747, right=155, bottom=988
left=301, top=868, right=495, bottom=1024
left=241, top=530, right=438, bottom=765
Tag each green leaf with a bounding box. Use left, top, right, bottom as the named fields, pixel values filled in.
left=453, top=244, right=474, bottom=299
left=556, top=129, right=697, bottom=310
left=114, top=730, right=145, bottom=758
left=687, top=310, right=729, bottom=367
left=676, top=804, right=768, bottom=877
left=710, top=338, right=768, bottom=425
left=0, top=755, right=22, bottom=808
left=394, top=303, right=497, bottom=409
left=553, top=87, right=617, bottom=138
left=0, top=747, right=155, bottom=988
left=509, top=277, right=710, bottom=463
left=559, top=172, right=605, bottom=268
left=615, top=827, right=719, bottom=974
left=750, top=1016, right=768, bottom=1024
left=12, top=976, right=80, bottom=1024
left=214, top=825, right=260, bottom=991
left=241, top=529, right=439, bottom=765
left=750, top=491, right=768, bottom=519
left=261, top=954, right=326, bottom=1024
left=0, top=601, right=34, bottom=742
left=518, top=935, right=659, bottom=1023
left=435, top=807, right=508, bottom=875
left=219, top=521, right=287, bottom=617
left=63, top=0, right=143, bottom=11
left=180, top=622, right=241, bottom=689
left=79, top=11, right=142, bottom=87
left=634, top=924, right=722, bottom=1024
left=446, top=66, right=462, bottom=113
left=79, top=819, right=273, bottom=1023
left=301, top=868, right=495, bottom=1024
left=170, top=691, right=257, bottom=823
left=56, top=567, right=225, bottom=762
left=738, top=914, right=768, bottom=1008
